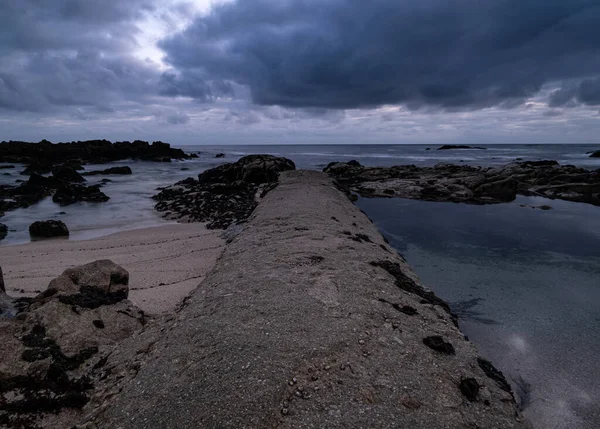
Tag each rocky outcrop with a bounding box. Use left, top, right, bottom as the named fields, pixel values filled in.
left=92, top=171, right=530, bottom=429
left=1, top=164, right=111, bottom=216
left=215, top=153, right=225, bottom=158
left=437, top=145, right=487, bottom=150
left=0, top=140, right=190, bottom=170
left=324, top=160, right=600, bottom=206
left=590, top=150, right=600, bottom=158
left=82, top=166, right=132, bottom=176
left=153, top=155, right=296, bottom=229
left=51, top=165, right=86, bottom=183
left=0, top=260, right=146, bottom=429
left=52, top=184, right=110, bottom=206
left=29, top=220, right=69, bottom=238
left=0, top=223, right=7, bottom=240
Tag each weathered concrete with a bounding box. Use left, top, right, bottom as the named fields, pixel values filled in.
left=87, top=171, right=530, bottom=428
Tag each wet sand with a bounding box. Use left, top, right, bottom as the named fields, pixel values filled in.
left=0, top=224, right=225, bottom=314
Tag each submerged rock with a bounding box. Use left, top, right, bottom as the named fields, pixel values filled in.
left=51, top=165, right=86, bottom=183
left=29, top=220, right=69, bottom=238
left=52, top=184, right=109, bottom=205
left=82, top=166, right=132, bottom=176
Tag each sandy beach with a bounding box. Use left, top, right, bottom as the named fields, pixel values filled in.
left=0, top=224, right=225, bottom=314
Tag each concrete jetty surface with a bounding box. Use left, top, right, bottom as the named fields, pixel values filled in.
left=89, top=171, right=529, bottom=428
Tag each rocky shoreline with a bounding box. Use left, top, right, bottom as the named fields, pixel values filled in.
left=0, top=140, right=193, bottom=228
left=324, top=159, right=600, bottom=206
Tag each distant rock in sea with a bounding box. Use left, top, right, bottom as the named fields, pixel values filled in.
left=215, top=153, right=225, bottom=158
left=29, top=220, right=69, bottom=238
left=437, top=145, right=487, bottom=150
left=590, top=150, right=600, bottom=158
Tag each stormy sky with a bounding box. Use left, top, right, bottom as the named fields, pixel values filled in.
left=1, top=0, right=600, bottom=144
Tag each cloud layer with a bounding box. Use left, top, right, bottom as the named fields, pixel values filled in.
left=1, top=0, right=600, bottom=143
left=161, top=0, right=600, bottom=109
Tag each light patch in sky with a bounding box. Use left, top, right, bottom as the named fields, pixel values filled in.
left=133, top=0, right=231, bottom=67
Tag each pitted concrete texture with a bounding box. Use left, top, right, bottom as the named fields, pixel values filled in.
left=88, top=170, right=530, bottom=429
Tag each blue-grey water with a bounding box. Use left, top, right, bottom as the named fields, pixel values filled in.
left=1, top=143, right=599, bottom=428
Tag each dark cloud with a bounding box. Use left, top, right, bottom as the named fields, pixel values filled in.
left=160, top=0, right=600, bottom=110
left=549, top=77, right=600, bottom=107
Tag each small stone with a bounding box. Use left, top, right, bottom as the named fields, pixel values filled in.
left=324, top=365, right=331, bottom=371
left=281, top=408, right=289, bottom=416
left=358, top=339, right=365, bottom=345
left=292, top=377, right=297, bottom=383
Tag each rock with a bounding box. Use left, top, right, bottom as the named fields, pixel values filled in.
left=0, top=164, right=15, bottom=169
left=215, top=153, right=225, bottom=158
left=52, top=184, right=110, bottom=205
left=0, top=260, right=145, bottom=427
left=52, top=165, right=86, bottom=183
left=29, top=220, right=69, bottom=238
left=325, top=160, right=600, bottom=206
left=589, top=150, right=600, bottom=158
left=154, top=155, right=296, bottom=229
left=0, top=223, right=7, bottom=240
left=0, top=266, right=4, bottom=293
left=36, top=260, right=130, bottom=308
left=189, top=153, right=199, bottom=159
left=82, top=166, right=132, bottom=176
left=460, top=378, right=481, bottom=401
left=20, top=162, right=53, bottom=176
left=199, top=155, right=296, bottom=184
left=422, top=335, right=456, bottom=354
left=437, top=145, right=487, bottom=150
left=538, top=205, right=553, bottom=210
left=1, top=139, right=191, bottom=170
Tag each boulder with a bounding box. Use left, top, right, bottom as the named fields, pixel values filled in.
left=0, top=223, right=7, bottom=240
left=215, top=153, right=225, bottom=158
left=53, top=184, right=110, bottom=205
left=35, top=260, right=130, bottom=308
left=29, top=220, right=69, bottom=238
left=52, top=165, right=86, bottom=183
left=82, top=166, right=132, bottom=176
left=199, top=155, right=296, bottom=184
left=0, top=260, right=145, bottom=427
left=590, top=150, right=600, bottom=158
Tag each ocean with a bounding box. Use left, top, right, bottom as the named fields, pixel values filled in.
left=1, top=143, right=599, bottom=428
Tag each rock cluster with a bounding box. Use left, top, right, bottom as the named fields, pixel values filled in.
left=153, top=155, right=296, bottom=229
left=0, top=140, right=190, bottom=169
left=0, top=260, right=146, bottom=428
left=1, top=164, right=110, bottom=217
left=324, top=160, right=600, bottom=206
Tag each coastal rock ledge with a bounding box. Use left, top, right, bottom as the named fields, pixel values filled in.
left=87, top=171, right=529, bottom=429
